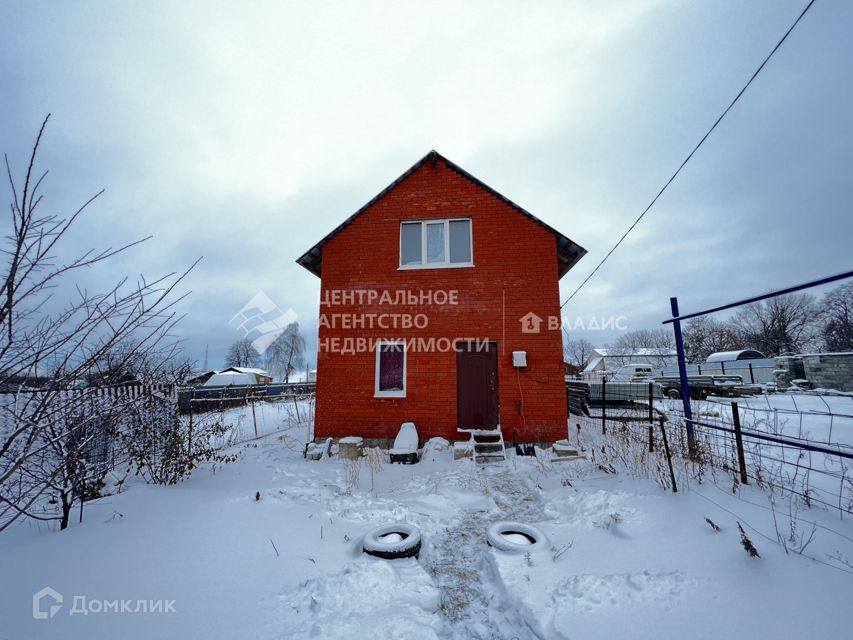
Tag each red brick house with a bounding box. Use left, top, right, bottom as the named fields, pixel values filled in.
left=297, top=151, right=586, bottom=443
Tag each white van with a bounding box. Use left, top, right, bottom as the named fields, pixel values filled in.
left=609, top=363, right=655, bottom=383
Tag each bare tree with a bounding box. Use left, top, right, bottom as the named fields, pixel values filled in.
left=821, top=282, right=853, bottom=352
left=265, top=322, right=306, bottom=382
left=682, top=316, right=740, bottom=362
left=0, top=115, right=196, bottom=531
left=88, top=338, right=194, bottom=386
left=563, top=331, right=595, bottom=371
left=607, top=328, right=676, bottom=368
left=731, top=293, right=820, bottom=356
left=224, top=338, right=261, bottom=368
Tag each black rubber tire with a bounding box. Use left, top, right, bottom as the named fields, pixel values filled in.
left=362, top=523, right=422, bottom=559
left=486, top=521, right=549, bottom=553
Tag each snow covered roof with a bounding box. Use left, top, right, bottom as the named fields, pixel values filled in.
left=203, top=372, right=257, bottom=387
left=186, top=370, right=219, bottom=384
left=582, top=356, right=605, bottom=373
left=593, top=348, right=677, bottom=357
left=583, top=348, right=678, bottom=372
left=706, top=350, right=766, bottom=363
left=295, top=150, right=586, bottom=279
left=221, top=367, right=270, bottom=376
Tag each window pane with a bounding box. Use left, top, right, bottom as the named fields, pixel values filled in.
left=401, top=223, right=422, bottom=265
left=426, top=223, right=445, bottom=263
left=378, top=343, right=404, bottom=391
left=449, top=220, right=471, bottom=263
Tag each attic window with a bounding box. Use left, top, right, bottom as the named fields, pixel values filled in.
left=400, top=219, right=472, bottom=269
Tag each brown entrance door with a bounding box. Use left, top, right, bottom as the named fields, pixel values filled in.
left=456, top=341, right=499, bottom=430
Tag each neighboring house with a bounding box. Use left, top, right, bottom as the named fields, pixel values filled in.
left=186, top=370, right=217, bottom=386
left=297, top=150, right=586, bottom=443
left=194, top=367, right=272, bottom=386
left=219, top=367, right=272, bottom=384
left=203, top=371, right=256, bottom=387
left=582, top=348, right=678, bottom=378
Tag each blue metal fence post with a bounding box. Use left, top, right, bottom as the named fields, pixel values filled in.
left=670, top=297, right=696, bottom=457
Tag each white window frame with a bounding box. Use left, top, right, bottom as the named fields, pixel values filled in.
left=374, top=340, right=406, bottom=398
left=399, top=218, right=473, bottom=270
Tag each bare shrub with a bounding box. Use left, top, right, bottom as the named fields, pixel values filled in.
left=737, top=522, right=760, bottom=557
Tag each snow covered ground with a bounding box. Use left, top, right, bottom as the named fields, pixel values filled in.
left=2, top=401, right=853, bottom=639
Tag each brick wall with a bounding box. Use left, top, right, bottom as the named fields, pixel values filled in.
left=313, top=159, right=570, bottom=442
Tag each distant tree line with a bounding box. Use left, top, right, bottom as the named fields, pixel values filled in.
left=564, top=283, right=853, bottom=368
left=682, top=285, right=853, bottom=361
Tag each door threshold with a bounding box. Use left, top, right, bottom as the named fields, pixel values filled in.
left=457, top=427, right=501, bottom=434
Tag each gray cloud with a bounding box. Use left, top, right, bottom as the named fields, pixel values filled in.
left=2, top=0, right=850, bottom=367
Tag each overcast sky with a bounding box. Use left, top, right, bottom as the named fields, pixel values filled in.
left=2, top=0, right=851, bottom=370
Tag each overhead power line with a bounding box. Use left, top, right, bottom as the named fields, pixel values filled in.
left=561, top=0, right=818, bottom=309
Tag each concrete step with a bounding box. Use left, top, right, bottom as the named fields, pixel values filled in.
left=475, top=454, right=506, bottom=464
left=457, top=428, right=507, bottom=465
left=458, top=428, right=502, bottom=436
left=553, top=446, right=580, bottom=457
left=473, top=433, right=501, bottom=441
left=474, top=442, right=504, bottom=452
left=550, top=455, right=585, bottom=463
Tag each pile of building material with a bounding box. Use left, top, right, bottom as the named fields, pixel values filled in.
left=305, top=438, right=332, bottom=461
left=774, top=353, right=853, bottom=392
left=337, top=436, right=364, bottom=460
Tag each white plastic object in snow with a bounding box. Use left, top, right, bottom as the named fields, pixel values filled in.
left=424, top=437, right=450, bottom=452
left=362, top=523, right=422, bottom=559
left=319, top=438, right=332, bottom=460
left=389, top=422, right=418, bottom=455
left=486, top=521, right=549, bottom=553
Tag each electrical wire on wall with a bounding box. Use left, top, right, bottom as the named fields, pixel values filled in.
left=515, top=367, right=527, bottom=441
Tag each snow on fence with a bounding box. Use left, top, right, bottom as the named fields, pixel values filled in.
left=177, top=382, right=316, bottom=414
left=0, top=383, right=178, bottom=471
left=0, top=383, right=181, bottom=529
left=568, top=385, right=853, bottom=519
left=656, top=358, right=777, bottom=385
left=1, top=381, right=316, bottom=529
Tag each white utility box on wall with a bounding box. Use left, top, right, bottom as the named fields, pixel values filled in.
left=512, top=351, right=527, bottom=367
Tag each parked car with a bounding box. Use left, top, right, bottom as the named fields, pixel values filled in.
left=655, top=374, right=745, bottom=399
left=609, top=363, right=655, bottom=383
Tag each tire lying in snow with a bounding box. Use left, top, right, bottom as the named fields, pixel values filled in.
left=486, top=521, right=549, bottom=553
left=362, top=523, right=422, bottom=559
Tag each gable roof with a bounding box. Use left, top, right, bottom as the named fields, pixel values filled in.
left=295, top=150, right=586, bottom=279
